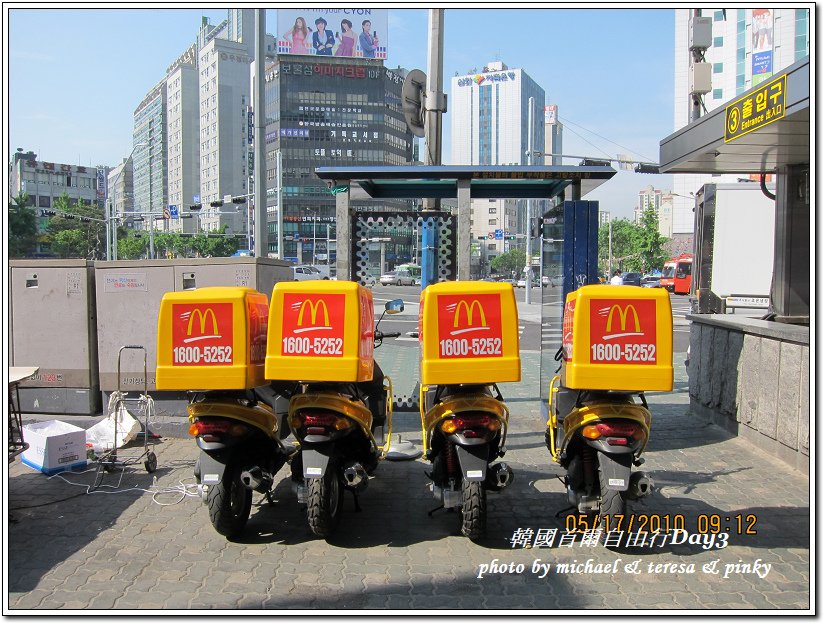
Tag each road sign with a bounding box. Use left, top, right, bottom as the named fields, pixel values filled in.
left=401, top=69, right=427, bottom=138
left=494, top=229, right=503, bottom=240
left=725, top=74, right=786, bottom=142
left=169, top=204, right=179, bottom=218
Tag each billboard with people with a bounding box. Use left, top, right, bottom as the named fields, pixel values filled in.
left=277, top=9, right=388, bottom=59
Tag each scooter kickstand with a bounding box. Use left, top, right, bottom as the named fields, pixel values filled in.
left=427, top=504, right=444, bottom=517
left=351, top=491, right=362, bottom=513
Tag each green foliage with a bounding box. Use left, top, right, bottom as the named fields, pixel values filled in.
left=45, top=193, right=105, bottom=259
left=116, top=226, right=242, bottom=259
left=8, top=192, right=38, bottom=257
left=635, top=208, right=669, bottom=274
left=598, top=214, right=670, bottom=274
left=490, top=247, right=526, bottom=277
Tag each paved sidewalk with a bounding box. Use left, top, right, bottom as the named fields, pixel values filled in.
left=6, top=352, right=811, bottom=612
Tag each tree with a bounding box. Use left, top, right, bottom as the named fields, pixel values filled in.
left=598, top=218, right=638, bottom=273
left=45, top=193, right=105, bottom=259
left=116, top=232, right=149, bottom=259
left=8, top=192, right=38, bottom=258
left=636, top=206, right=669, bottom=274
left=490, top=247, right=526, bottom=277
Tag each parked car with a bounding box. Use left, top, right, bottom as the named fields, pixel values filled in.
left=620, top=272, right=642, bottom=287
left=379, top=268, right=415, bottom=286
left=292, top=265, right=328, bottom=281
left=641, top=276, right=662, bottom=288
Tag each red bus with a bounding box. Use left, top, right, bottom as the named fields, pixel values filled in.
left=673, top=253, right=693, bottom=295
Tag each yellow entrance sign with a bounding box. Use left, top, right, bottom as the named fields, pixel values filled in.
left=725, top=75, right=786, bottom=142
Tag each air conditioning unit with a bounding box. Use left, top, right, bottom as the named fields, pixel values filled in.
left=689, top=16, right=713, bottom=51
left=690, top=62, right=712, bottom=94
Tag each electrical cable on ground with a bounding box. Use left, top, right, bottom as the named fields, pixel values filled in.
left=9, top=460, right=199, bottom=510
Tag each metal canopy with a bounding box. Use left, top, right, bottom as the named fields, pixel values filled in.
left=659, top=57, right=810, bottom=174
left=314, top=165, right=616, bottom=200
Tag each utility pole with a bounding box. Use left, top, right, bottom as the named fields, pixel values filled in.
left=525, top=97, right=534, bottom=304
left=254, top=9, right=267, bottom=257
left=419, top=9, right=448, bottom=288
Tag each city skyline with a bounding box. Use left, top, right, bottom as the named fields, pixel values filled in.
left=7, top=7, right=676, bottom=220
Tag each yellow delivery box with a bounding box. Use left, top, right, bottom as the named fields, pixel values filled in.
left=265, top=281, right=375, bottom=383
left=561, top=285, right=673, bottom=391
left=420, top=281, right=521, bottom=385
left=156, top=287, right=269, bottom=390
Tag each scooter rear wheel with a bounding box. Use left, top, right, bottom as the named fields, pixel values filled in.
left=306, top=459, right=343, bottom=538
left=459, top=480, right=487, bottom=540
left=207, top=461, right=253, bottom=538
left=595, top=468, right=626, bottom=529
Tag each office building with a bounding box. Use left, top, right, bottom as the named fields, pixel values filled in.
left=132, top=79, right=168, bottom=226
left=166, top=44, right=201, bottom=234
left=543, top=104, right=563, bottom=165
left=450, top=60, right=546, bottom=240
left=263, top=55, right=415, bottom=262
left=672, top=7, right=810, bottom=234
left=107, top=157, right=134, bottom=217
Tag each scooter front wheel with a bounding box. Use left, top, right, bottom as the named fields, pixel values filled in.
left=207, top=461, right=253, bottom=538
left=459, top=480, right=487, bottom=540
left=306, top=459, right=343, bottom=538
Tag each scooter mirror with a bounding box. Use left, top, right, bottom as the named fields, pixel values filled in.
left=385, top=299, right=404, bottom=314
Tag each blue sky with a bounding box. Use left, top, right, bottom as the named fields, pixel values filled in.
left=7, top=6, right=675, bottom=220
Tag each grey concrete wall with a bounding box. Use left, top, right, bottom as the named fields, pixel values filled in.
left=687, top=317, right=809, bottom=472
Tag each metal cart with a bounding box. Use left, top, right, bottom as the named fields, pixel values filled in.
left=94, top=346, right=157, bottom=485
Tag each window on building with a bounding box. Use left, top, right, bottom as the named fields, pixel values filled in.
left=39, top=196, right=50, bottom=208
left=489, top=207, right=497, bottom=214
left=488, top=219, right=497, bottom=226
left=714, top=10, right=725, bottom=21
left=487, top=244, right=497, bottom=250
left=713, top=88, right=724, bottom=100
left=713, top=62, right=723, bottom=74
left=713, top=36, right=723, bottom=47
left=795, top=9, right=809, bottom=60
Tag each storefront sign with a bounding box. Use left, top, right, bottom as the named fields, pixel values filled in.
left=724, top=74, right=786, bottom=142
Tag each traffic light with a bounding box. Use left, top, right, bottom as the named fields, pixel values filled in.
left=634, top=163, right=660, bottom=174
left=210, top=200, right=224, bottom=207
left=231, top=196, right=247, bottom=204
left=189, top=204, right=202, bottom=211
left=532, top=218, right=542, bottom=239
left=506, top=234, right=516, bottom=241
left=580, top=158, right=611, bottom=167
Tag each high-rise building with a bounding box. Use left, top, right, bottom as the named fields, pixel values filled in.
left=132, top=79, right=168, bottom=222
left=166, top=44, right=200, bottom=234
left=107, top=157, right=134, bottom=217
left=197, top=12, right=255, bottom=234
left=543, top=104, right=563, bottom=165
left=450, top=61, right=546, bottom=241
left=672, top=8, right=810, bottom=234
left=263, top=55, right=415, bottom=261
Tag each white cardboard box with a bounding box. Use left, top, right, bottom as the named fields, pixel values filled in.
left=21, top=420, right=87, bottom=475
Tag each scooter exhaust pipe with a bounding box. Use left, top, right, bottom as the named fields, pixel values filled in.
left=627, top=471, right=653, bottom=500
left=240, top=466, right=274, bottom=492
left=342, top=462, right=368, bottom=491
left=485, top=462, right=514, bottom=492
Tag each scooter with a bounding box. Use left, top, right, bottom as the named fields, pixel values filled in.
left=545, top=284, right=671, bottom=531
left=278, top=299, right=403, bottom=538
left=189, top=386, right=293, bottom=538
left=420, top=382, right=513, bottom=539
left=545, top=381, right=653, bottom=530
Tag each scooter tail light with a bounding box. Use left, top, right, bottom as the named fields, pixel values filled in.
left=295, top=410, right=353, bottom=434
left=595, top=422, right=640, bottom=438
left=190, top=419, right=247, bottom=438
left=441, top=413, right=501, bottom=435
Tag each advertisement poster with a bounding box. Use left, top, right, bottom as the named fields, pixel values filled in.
left=277, top=8, right=388, bottom=59
left=751, top=9, right=774, bottom=85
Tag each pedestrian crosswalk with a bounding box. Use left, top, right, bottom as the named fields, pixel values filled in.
left=541, top=321, right=563, bottom=348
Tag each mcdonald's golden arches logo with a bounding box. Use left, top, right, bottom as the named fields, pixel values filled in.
left=448, top=299, right=488, bottom=336
left=295, top=299, right=331, bottom=331
left=595, top=301, right=650, bottom=340
left=184, top=308, right=220, bottom=343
